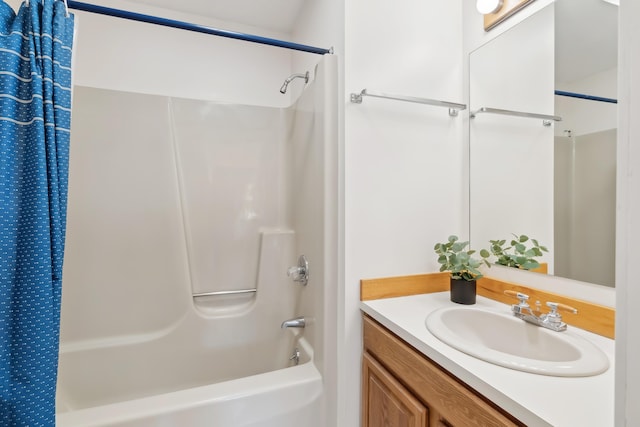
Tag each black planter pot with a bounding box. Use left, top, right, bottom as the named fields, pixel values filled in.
left=450, top=278, right=476, bottom=305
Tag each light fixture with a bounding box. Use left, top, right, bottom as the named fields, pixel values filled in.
left=476, top=0, right=504, bottom=14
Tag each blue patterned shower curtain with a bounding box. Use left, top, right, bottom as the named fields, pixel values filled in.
left=0, top=0, right=74, bottom=425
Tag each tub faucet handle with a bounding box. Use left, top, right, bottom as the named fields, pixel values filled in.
left=287, top=255, right=309, bottom=285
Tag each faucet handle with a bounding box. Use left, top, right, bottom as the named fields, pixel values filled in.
left=540, top=302, right=577, bottom=331
left=546, top=301, right=578, bottom=315
left=504, top=290, right=530, bottom=307
left=287, top=255, right=309, bottom=286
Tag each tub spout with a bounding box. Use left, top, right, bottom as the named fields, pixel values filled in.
left=281, top=316, right=305, bottom=329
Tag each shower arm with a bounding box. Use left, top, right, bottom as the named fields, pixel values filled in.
left=280, top=71, right=309, bottom=94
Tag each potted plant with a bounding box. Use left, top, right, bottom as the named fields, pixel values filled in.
left=488, top=234, right=548, bottom=270
left=434, top=235, right=490, bottom=305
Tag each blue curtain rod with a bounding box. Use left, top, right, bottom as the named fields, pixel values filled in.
left=65, top=1, right=332, bottom=55
left=554, top=90, right=617, bottom=104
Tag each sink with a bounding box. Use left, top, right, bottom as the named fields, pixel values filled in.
left=425, top=306, right=609, bottom=377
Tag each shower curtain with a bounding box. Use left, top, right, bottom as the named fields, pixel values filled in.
left=0, top=1, right=74, bottom=425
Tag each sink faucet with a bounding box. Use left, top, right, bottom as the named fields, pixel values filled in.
left=504, top=290, right=577, bottom=332
left=281, top=316, right=306, bottom=329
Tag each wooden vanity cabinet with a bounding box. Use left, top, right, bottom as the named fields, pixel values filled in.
left=362, top=352, right=428, bottom=426
left=362, top=314, right=525, bottom=427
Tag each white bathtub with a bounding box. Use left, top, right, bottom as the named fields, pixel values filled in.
left=56, top=332, right=323, bottom=427
left=56, top=229, right=324, bottom=426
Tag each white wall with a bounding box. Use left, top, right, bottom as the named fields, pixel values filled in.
left=68, top=0, right=295, bottom=106
left=616, top=0, right=640, bottom=424
left=344, top=1, right=464, bottom=425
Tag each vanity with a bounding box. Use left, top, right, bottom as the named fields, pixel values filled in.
left=360, top=277, right=615, bottom=427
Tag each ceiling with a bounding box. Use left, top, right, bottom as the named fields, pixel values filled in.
left=127, top=0, right=307, bottom=33
left=123, top=0, right=617, bottom=84
left=555, top=0, right=618, bottom=83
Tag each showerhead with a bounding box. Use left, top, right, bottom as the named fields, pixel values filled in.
left=279, top=71, right=309, bottom=94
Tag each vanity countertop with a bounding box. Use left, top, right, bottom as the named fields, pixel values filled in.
left=360, top=292, right=615, bottom=427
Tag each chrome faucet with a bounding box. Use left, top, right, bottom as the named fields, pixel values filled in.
left=504, top=290, right=577, bottom=332
left=281, top=316, right=306, bottom=329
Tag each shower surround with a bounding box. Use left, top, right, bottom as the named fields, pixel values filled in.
left=56, top=56, right=337, bottom=426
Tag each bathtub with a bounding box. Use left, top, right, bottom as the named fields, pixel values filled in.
left=56, top=228, right=324, bottom=426
left=56, top=331, right=323, bottom=427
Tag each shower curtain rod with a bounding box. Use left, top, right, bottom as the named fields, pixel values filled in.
left=554, top=90, right=617, bottom=104
left=65, top=1, right=332, bottom=55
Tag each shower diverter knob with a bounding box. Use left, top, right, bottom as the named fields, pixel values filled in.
left=287, top=255, right=309, bottom=286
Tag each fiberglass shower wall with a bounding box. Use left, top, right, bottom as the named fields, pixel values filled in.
left=554, top=129, right=616, bottom=287
left=60, top=82, right=325, bottom=346
left=169, top=100, right=294, bottom=299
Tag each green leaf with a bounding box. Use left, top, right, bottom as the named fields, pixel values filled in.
left=514, top=243, right=526, bottom=253
left=448, top=235, right=458, bottom=243
left=479, top=249, right=490, bottom=258
left=451, top=242, right=465, bottom=252
left=519, top=234, right=529, bottom=242
left=522, top=260, right=540, bottom=270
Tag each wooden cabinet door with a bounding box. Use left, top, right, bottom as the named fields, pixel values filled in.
left=363, top=315, right=524, bottom=427
left=362, top=352, right=428, bottom=427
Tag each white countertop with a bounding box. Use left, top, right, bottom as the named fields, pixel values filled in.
left=360, top=292, right=615, bottom=427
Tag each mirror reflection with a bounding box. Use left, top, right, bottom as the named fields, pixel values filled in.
left=469, top=0, right=618, bottom=287
left=554, top=0, right=617, bottom=287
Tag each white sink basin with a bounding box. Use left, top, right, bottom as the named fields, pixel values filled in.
left=425, top=306, right=609, bottom=377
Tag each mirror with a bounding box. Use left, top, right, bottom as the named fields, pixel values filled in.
left=469, top=0, right=618, bottom=287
